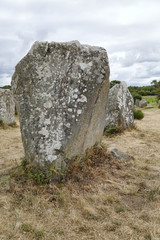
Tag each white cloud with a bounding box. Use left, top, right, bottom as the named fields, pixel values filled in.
left=0, top=74, right=11, bottom=86
left=0, top=0, right=160, bottom=86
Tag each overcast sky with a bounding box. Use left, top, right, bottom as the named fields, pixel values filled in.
left=0, top=0, right=160, bottom=87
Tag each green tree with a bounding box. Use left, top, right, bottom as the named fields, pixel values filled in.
left=151, top=80, right=158, bottom=87
left=0, top=85, right=11, bottom=90
left=110, top=80, right=121, bottom=88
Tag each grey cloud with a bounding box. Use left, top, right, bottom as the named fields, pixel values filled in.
left=1, top=0, right=160, bottom=86
left=108, top=40, right=160, bottom=86
left=110, top=60, right=160, bottom=86
left=120, top=42, right=160, bottom=67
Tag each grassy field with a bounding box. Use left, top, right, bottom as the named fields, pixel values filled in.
left=0, top=108, right=160, bottom=240
left=142, top=95, right=158, bottom=108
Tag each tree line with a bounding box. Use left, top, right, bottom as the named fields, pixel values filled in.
left=110, top=80, right=160, bottom=102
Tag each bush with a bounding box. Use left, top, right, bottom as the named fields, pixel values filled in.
left=134, top=109, right=144, bottom=120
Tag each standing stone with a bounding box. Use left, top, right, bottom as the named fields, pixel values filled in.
left=11, top=41, right=110, bottom=170
left=105, top=82, right=134, bottom=129
left=0, top=89, right=15, bottom=124
left=135, top=99, right=140, bottom=107
left=158, top=100, right=160, bottom=109
left=139, top=99, right=147, bottom=108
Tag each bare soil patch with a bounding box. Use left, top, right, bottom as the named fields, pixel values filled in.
left=0, top=108, right=160, bottom=240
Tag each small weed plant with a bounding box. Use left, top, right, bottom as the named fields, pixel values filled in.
left=115, top=205, right=125, bottom=213
left=64, top=144, right=111, bottom=183
left=21, top=223, right=45, bottom=239
left=0, top=120, right=4, bottom=127
left=104, top=125, right=123, bottom=136
left=0, top=120, right=17, bottom=129
left=8, top=121, right=17, bottom=127
left=20, top=158, right=64, bottom=184
left=13, top=144, right=111, bottom=185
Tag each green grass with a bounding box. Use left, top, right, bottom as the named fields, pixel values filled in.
left=142, top=96, right=158, bottom=108
left=115, top=205, right=125, bottom=213
left=0, top=176, right=10, bottom=186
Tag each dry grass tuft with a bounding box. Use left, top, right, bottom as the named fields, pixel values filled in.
left=0, top=120, right=17, bottom=129
left=64, top=144, right=112, bottom=184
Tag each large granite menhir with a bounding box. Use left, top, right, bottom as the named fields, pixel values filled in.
left=0, top=89, right=15, bottom=124
left=105, top=82, right=134, bottom=129
left=12, top=41, right=110, bottom=170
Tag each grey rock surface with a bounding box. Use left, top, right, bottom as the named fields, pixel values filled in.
left=135, top=99, right=140, bottom=107
left=139, top=99, right=147, bottom=108
left=11, top=40, right=110, bottom=170
left=105, top=82, right=134, bottom=129
left=110, top=148, right=132, bottom=161
left=0, top=89, right=15, bottom=124
left=158, top=100, right=160, bottom=109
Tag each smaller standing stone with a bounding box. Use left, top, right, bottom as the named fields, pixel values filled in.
left=105, top=82, right=134, bottom=129
left=0, top=89, right=15, bottom=124
left=139, top=99, right=147, bottom=108
left=158, top=100, right=160, bottom=109
left=135, top=99, right=140, bottom=107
